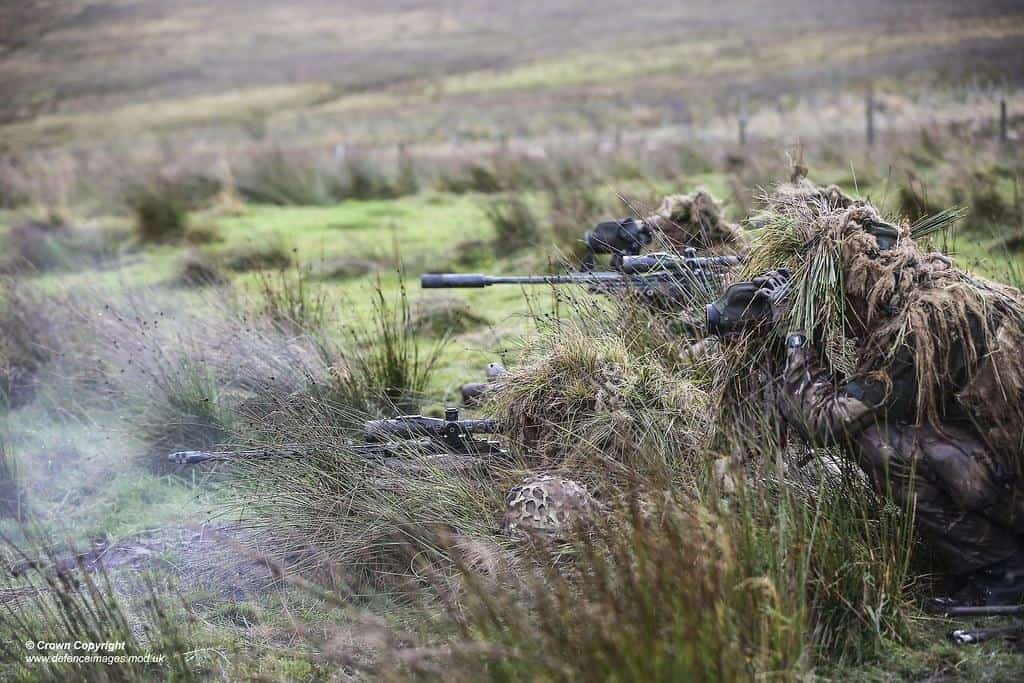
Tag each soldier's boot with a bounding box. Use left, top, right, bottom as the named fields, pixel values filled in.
left=461, top=382, right=489, bottom=406
left=931, top=550, right=1024, bottom=610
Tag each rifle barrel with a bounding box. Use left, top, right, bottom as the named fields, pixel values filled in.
left=421, top=272, right=625, bottom=288
left=421, top=254, right=739, bottom=290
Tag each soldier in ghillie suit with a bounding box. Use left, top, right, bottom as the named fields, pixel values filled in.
left=644, top=190, right=747, bottom=254
left=746, top=196, right=1024, bottom=606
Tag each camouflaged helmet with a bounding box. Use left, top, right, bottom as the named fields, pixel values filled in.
left=502, top=474, right=597, bottom=538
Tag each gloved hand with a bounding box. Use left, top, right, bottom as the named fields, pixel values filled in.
left=750, top=268, right=790, bottom=325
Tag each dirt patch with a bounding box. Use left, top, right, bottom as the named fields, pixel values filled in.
left=7, top=524, right=278, bottom=602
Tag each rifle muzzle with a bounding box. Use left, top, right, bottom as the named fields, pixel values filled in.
left=168, top=450, right=213, bottom=465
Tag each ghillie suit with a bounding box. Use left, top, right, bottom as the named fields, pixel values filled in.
left=734, top=189, right=1024, bottom=589
left=489, top=329, right=711, bottom=485
left=645, top=191, right=747, bottom=254
left=768, top=179, right=856, bottom=213
left=502, top=474, right=598, bottom=538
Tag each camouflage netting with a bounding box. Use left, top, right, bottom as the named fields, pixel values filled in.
left=646, top=190, right=747, bottom=252
left=489, top=330, right=712, bottom=482
left=501, top=474, right=599, bottom=538
left=741, top=182, right=1024, bottom=469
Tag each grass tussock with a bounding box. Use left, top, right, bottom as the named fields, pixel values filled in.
left=225, top=425, right=509, bottom=585
left=236, top=148, right=405, bottom=205
left=311, top=255, right=382, bottom=281
left=236, top=147, right=334, bottom=206
left=1, top=218, right=72, bottom=272
left=437, top=162, right=505, bottom=195
left=484, top=197, right=544, bottom=255
left=490, top=324, right=711, bottom=481
left=222, top=237, right=293, bottom=272
left=127, top=182, right=189, bottom=243
left=251, top=266, right=333, bottom=336
left=406, top=294, right=490, bottom=337
left=132, top=357, right=239, bottom=473
left=312, top=463, right=911, bottom=677
left=171, top=251, right=227, bottom=288
left=56, top=279, right=338, bottom=471
left=336, top=283, right=448, bottom=412
left=967, top=182, right=1015, bottom=228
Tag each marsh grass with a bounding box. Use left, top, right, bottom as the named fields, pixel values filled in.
left=0, top=280, right=55, bottom=411
left=171, top=251, right=227, bottom=288
left=437, top=162, right=505, bottom=195
left=388, top=495, right=806, bottom=681
left=211, top=280, right=916, bottom=676
left=487, top=322, right=711, bottom=482
left=300, top=448, right=912, bottom=679
left=406, top=294, right=490, bottom=338
left=236, top=147, right=335, bottom=206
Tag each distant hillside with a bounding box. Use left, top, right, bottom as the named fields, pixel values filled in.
left=2, top=0, right=1023, bottom=156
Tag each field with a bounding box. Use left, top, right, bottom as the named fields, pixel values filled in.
left=3, top=1, right=1024, bottom=681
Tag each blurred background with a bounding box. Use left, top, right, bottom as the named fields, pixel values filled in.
left=2, top=0, right=1022, bottom=215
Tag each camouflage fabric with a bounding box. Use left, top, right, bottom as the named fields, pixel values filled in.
left=779, top=344, right=1024, bottom=576
left=501, top=474, right=597, bottom=538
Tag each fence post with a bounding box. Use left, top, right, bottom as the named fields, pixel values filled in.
left=738, top=93, right=749, bottom=147
left=1000, top=97, right=1008, bottom=143
left=865, top=87, right=875, bottom=147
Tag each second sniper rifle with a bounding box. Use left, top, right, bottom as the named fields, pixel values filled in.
left=422, top=248, right=740, bottom=310
left=168, top=408, right=506, bottom=466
